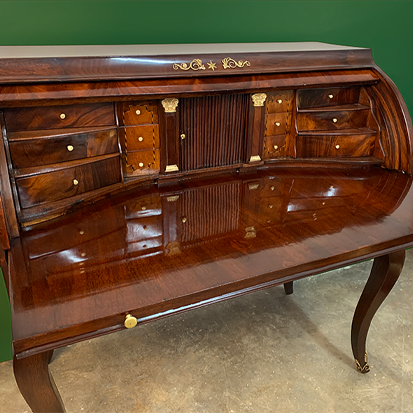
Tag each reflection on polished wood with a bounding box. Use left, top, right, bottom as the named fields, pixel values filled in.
left=1, top=43, right=413, bottom=412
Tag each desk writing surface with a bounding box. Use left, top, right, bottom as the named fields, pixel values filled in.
left=9, top=167, right=413, bottom=353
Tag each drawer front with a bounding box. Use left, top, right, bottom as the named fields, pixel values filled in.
left=296, top=109, right=369, bottom=131
left=17, top=156, right=122, bottom=208
left=126, top=215, right=163, bottom=242
left=120, top=102, right=159, bottom=126
left=265, top=113, right=290, bottom=136
left=296, top=134, right=376, bottom=158
left=266, top=90, right=294, bottom=113
left=5, top=103, right=115, bottom=132
left=125, top=149, right=160, bottom=174
left=297, top=87, right=361, bottom=109
left=264, top=135, right=287, bottom=157
left=119, top=125, right=160, bottom=151
left=10, top=128, right=118, bottom=168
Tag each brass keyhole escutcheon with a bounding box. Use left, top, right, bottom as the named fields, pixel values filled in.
left=180, top=133, right=186, bottom=140
left=124, top=314, right=137, bottom=329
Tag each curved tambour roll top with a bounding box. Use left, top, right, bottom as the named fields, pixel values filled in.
left=0, top=43, right=410, bottom=239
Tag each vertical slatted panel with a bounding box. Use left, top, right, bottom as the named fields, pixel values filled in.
left=181, top=182, right=241, bottom=243
left=180, top=94, right=248, bottom=170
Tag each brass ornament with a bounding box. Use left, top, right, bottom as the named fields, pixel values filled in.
left=249, top=155, right=261, bottom=162
left=251, top=93, right=267, bottom=107
left=165, top=164, right=179, bottom=172
left=161, top=98, right=179, bottom=113
left=248, top=183, right=259, bottom=190
left=245, top=226, right=256, bottom=239
left=222, top=57, right=251, bottom=69
left=207, top=60, right=217, bottom=71
left=173, top=59, right=206, bottom=71
left=355, top=352, right=370, bottom=373
left=166, top=195, right=179, bottom=202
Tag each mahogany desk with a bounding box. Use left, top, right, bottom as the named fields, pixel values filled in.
left=0, top=43, right=412, bottom=412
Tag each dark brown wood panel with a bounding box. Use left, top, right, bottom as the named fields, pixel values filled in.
left=266, top=90, right=294, bottom=112
left=16, top=156, right=122, bottom=208
left=296, top=134, right=377, bottom=158
left=297, top=87, right=361, bottom=109
left=263, top=135, right=288, bottom=158
left=9, top=128, right=118, bottom=168
left=265, top=112, right=291, bottom=136
left=179, top=94, right=248, bottom=170
left=4, top=103, right=115, bottom=131
left=123, top=149, right=160, bottom=175
left=118, top=101, right=159, bottom=126
left=296, top=109, right=370, bottom=131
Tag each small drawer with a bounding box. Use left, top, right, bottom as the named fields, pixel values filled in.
left=259, top=198, right=284, bottom=221
left=126, top=215, right=163, bottom=242
left=120, top=102, right=159, bottom=126
left=9, top=128, right=118, bottom=168
left=4, top=103, right=115, bottom=132
left=265, top=113, right=290, bottom=136
left=296, top=133, right=376, bottom=158
left=264, top=135, right=287, bottom=156
left=266, top=90, right=294, bottom=113
left=125, top=196, right=162, bottom=219
left=260, top=179, right=287, bottom=197
left=124, top=149, right=160, bottom=174
left=17, top=156, right=122, bottom=208
left=119, top=125, right=160, bottom=151
left=296, top=109, right=369, bottom=131
left=297, top=87, right=361, bottom=109
left=126, top=236, right=163, bottom=256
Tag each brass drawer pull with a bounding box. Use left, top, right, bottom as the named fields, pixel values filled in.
left=67, top=145, right=74, bottom=152
left=59, top=113, right=66, bottom=120
left=181, top=134, right=186, bottom=140
left=124, top=314, right=137, bottom=329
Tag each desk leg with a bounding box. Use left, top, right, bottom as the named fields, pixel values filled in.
left=284, top=281, right=294, bottom=295
left=351, top=250, right=405, bottom=373
left=13, top=351, right=65, bottom=413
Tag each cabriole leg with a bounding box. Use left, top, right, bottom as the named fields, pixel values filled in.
left=351, top=250, right=405, bottom=373
left=13, top=351, right=65, bottom=413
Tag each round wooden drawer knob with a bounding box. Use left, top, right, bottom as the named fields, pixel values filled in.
left=67, top=145, right=74, bottom=152
left=138, top=137, right=143, bottom=142
left=135, top=109, right=141, bottom=115
left=59, top=113, right=66, bottom=119
left=124, top=314, right=137, bottom=329
left=73, top=179, right=79, bottom=185
left=335, top=145, right=340, bottom=149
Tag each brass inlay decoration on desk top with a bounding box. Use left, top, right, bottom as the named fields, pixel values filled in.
left=222, top=57, right=251, bottom=69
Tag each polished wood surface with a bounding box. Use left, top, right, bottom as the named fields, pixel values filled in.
left=0, top=43, right=412, bottom=412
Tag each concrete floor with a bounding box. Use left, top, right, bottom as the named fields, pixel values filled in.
left=1, top=251, right=413, bottom=413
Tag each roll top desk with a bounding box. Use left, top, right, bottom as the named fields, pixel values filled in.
left=0, top=43, right=412, bottom=412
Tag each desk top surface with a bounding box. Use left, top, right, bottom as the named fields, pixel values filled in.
left=9, top=167, right=413, bottom=355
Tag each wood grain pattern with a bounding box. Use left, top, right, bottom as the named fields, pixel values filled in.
left=9, top=128, right=118, bottom=168
left=179, top=94, right=248, bottom=170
